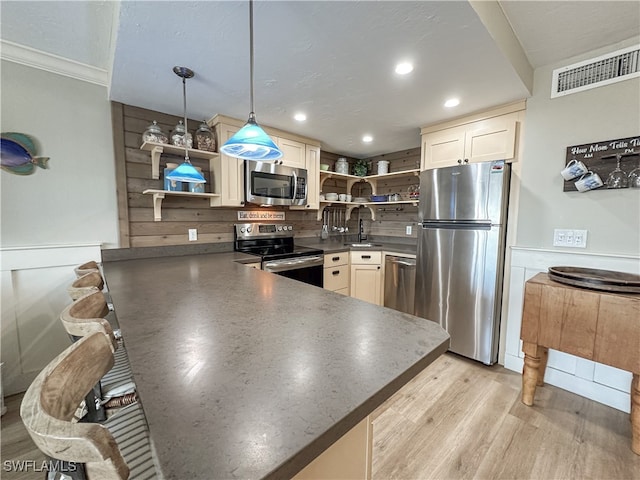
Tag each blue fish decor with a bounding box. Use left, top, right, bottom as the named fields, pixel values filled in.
left=1, top=132, right=49, bottom=175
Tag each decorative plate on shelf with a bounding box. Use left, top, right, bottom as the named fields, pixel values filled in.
left=548, top=266, right=640, bottom=293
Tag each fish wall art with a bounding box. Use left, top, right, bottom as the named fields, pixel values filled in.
left=1, top=132, right=49, bottom=175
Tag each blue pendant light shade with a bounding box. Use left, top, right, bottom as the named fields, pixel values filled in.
left=220, top=113, right=282, bottom=161
left=167, top=66, right=206, bottom=184
left=221, top=0, right=283, bottom=161
left=166, top=161, right=205, bottom=183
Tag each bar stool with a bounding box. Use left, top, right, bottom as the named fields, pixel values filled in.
left=60, top=291, right=136, bottom=406
left=68, top=271, right=105, bottom=301
left=74, top=260, right=100, bottom=278
left=20, top=332, right=160, bottom=479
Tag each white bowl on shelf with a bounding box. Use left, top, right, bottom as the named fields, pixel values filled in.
left=325, top=193, right=339, bottom=201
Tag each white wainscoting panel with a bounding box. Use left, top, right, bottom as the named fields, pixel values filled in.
left=503, top=247, right=639, bottom=413
left=0, top=244, right=102, bottom=395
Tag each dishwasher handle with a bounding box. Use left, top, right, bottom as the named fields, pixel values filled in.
left=387, top=258, right=416, bottom=267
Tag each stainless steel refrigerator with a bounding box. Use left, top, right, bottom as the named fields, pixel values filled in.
left=414, top=160, right=510, bottom=365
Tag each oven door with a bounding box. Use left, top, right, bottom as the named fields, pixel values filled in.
left=245, top=160, right=307, bottom=206
left=262, top=255, right=323, bottom=287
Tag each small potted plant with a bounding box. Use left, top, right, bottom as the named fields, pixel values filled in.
left=352, top=158, right=369, bottom=177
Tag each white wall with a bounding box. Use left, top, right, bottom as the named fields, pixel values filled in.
left=502, top=37, right=640, bottom=412
left=0, top=61, right=119, bottom=248
left=516, top=37, right=640, bottom=254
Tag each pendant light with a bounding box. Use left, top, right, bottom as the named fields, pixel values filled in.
left=220, top=0, right=283, bottom=161
left=166, top=66, right=206, bottom=183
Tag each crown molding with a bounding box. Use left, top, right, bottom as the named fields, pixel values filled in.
left=0, top=40, right=108, bottom=87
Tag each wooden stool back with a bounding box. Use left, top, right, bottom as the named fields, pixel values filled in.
left=60, top=291, right=116, bottom=350
left=74, top=261, right=100, bottom=279
left=20, top=333, right=129, bottom=479
left=68, top=272, right=105, bottom=301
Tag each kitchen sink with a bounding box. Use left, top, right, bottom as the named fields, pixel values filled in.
left=344, top=243, right=383, bottom=248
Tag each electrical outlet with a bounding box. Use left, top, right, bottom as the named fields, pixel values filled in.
left=188, top=229, right=198, bottom=241
left=553, top=229, right=587, bottom=248
left=406, top=225, right=412, bottom=235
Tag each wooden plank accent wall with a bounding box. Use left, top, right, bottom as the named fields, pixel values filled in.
left=111, top=102, right=421, bottom=248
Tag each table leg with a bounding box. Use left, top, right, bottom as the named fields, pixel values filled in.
left=632, top=373, right=639, bottom=455
left=537, top=347, right=548, bottom=387
left=521, top=342, right=546, bottom=406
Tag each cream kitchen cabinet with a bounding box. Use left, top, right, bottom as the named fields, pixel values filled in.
left=420, top=101, right=525, bottom=170
left=324, top=252, right=349, bottom=295
left=350, top=251, right=382, bottom=305
left=274, top=136, right=306, bottom=169
left=211, top=121, right=245, bottom=207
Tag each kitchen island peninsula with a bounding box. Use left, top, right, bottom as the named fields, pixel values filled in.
left=103, top=252, right=449, bottom=479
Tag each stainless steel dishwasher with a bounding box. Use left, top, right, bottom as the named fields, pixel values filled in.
left=384, top=255, right=416, bottom=315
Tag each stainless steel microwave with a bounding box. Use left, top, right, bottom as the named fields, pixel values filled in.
left=245, top=160, right=307, bottom=206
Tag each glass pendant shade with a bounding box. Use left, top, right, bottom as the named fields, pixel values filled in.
left=220, top=0, right=283, bottom=161
left=166, top=162, right=206, bottom=183
left=221, top=114, right=283, bottom=161
left=168, top=65, right=206, bottom=185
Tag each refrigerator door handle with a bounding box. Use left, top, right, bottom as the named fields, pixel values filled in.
left=420, top=221, right=492, bottom=230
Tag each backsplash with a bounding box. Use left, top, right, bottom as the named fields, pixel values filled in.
left=111, top=102, right=420, bottom=248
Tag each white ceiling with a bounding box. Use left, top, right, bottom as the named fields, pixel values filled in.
left=1, top=1, right=639, bottom=158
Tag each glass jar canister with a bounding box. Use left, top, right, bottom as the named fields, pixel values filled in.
left=142, top=120, right=168, bottom=144
left=171, top=120, right=193, bottom=148
left=194, top=122, right=216, bottom=152
left=335, top=157, right=349, bottom=175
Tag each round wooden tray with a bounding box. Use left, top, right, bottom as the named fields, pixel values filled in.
left=548, top=266, right=640, bottom=293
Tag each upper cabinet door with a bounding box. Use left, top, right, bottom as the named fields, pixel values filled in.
left=421, top=126, right=466, bottom=170
left=464, top=116, right=516, bottom=164
left=213, top=123, right=245, bottom=206
left=275, top=137, right=306, bottom=169
left=421, top=113, right=518, bottom=170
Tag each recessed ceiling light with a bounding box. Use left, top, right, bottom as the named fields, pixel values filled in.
left=294, top=113, right=307, bottom=122
left=362, top=135, right=373, bottom=143
left=395, top=62, right=414, bottom=75
left=444, top=98, right=460, bottom=108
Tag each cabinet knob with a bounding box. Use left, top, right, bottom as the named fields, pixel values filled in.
left=457, top=159, right=462, bottom=164
left=464, top=158, right=469, bottom=164
left=332, top=270, right=340, bottom=275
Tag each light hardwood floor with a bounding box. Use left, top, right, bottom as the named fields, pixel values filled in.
left=2, top=353, right=638, bottom=479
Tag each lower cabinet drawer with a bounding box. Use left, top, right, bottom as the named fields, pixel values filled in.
left=350, top=251, right=382, bottom=265
left=324, top=251, right=349, bottom=267
left=324, top=264, right=349, bottom=291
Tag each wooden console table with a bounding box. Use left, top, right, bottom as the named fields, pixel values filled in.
left=520, top=272, right=639, bottom=455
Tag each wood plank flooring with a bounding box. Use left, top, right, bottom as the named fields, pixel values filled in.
left=2, top=353, right=638, bottom=479
left=371, top=353, right=640, bottom=479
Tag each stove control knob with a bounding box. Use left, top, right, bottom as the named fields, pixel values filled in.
left=246, top=227, right=252, bottom=233
left=240, top=227, right=246, bottom=233
left=277, top=225, right=283, bottom=231
left=287, top=225, right=293, bottom=231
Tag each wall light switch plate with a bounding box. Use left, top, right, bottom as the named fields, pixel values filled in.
left=188, top=229, right=198, bottom=241
left=406, top=225, right=412, bottom=235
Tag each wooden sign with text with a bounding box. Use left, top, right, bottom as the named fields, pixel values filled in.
left=564, top=135, right=640, bottom=191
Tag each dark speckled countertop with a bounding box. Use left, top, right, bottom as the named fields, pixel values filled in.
left=103, top=251, right=447, bottom=480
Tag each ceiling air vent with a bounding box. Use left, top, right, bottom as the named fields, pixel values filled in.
left=551, top=44, right=640, bottom=98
